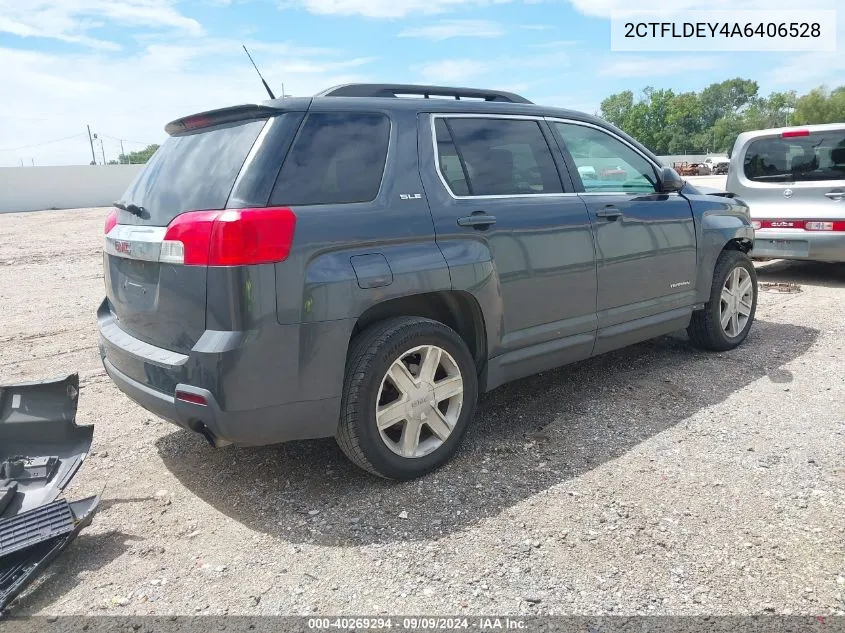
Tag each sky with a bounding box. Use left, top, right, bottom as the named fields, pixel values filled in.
left=0, top=0, right=842, bottom=167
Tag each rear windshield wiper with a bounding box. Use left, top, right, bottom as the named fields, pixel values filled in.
left=113, top=201, right=146, bottom=218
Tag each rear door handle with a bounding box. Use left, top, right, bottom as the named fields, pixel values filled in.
left=824, top=191, right=844, bottom=200
left=457, top=213, right=497, bottom=228
left=595, top=207, right=623, bottom=221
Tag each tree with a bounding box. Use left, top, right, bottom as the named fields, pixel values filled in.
left=698, top=78, right=759, bottom=128
left=118, top=144, right=160, bottom=164
left=665, top=91, right=703, bottom=153
left=596, top=79, right=845, bottom=157
left=793, top=86, right=845, bottom=124
left=600, top=90, right=634, bottom=129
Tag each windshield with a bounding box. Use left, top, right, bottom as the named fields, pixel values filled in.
left=119, top=118, right=267, bottom=226
left=743, top=130, right=845, bottom=183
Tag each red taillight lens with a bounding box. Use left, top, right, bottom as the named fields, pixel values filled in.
left=781, top=129, right=810, bottom=138
left=756, top=219, right=845, bottom=232
left=161, top=207, right=297, bottom=266
left=104, top=209, right=118, bottom=234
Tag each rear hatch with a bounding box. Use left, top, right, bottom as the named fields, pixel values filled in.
left=732, top=126, right=845, bottom=226
left=103, top=112, right=270, bottom=353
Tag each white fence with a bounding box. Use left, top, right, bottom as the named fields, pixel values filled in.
left=0, top=165, right=144, bottom=214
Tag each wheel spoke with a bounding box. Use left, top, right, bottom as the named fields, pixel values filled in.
left=731, top=267, right=741, bottom=289
left=387, top=361, right=417, bottom=396
left=721, top=287, right=733, bottom=304
left=433, top=375, right=463, bottom=403
left=418, top=346, right=442, bottom=384
left=720, top=307, right=732, bottom=329
left=425, top=406, right=452, bottom=441
left=737, top=298, right=752, bottom=316
left=738, top=276, right=753, bottom=298
left=399, top=419, right=421, bottom=457
left=376, top=400, right=407, bottom=430
left=730, top=312, right=739, bottom=336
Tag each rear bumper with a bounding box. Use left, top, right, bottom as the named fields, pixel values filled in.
left=750, top=230, right=845, bottom=263
left=102, top=357, right=340, bottom=446
left=97, top=299, right=348, bottom=446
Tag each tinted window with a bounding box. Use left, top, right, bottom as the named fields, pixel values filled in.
left=434, top=119, right=470, bottom=196
left=743, top=130, right=845, bottom=183
left=437, top=118, right=563, bottom=196
left=120, top=119, right=266, bottom=226
left=554, top=122, right=657, bottom=193
left=271, top=112, right=390, bottom=205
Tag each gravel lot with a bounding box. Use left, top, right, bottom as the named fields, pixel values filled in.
left=1, top=207, right=843, bottom=617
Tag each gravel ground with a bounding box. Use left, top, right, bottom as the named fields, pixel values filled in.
left=1, top=207, right=843, bottom=617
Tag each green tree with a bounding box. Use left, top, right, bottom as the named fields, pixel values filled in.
left=599, top=90, right=634, bottom=129
left=118, top=144, right=159, bottom=164
left=666, top=91, right=703, bottom=153
left=698, top=78, right=759, bottom=128
left=793, top=86, right=845, bottom=124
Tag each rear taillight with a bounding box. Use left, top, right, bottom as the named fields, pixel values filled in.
left=781, top=129, right=810, bottom=138
left=755, top=219, right=845, bottom=231
left=806, top=221, right=845, bottom=231
left=161, top=207, right=297, bottom=266
left=104, top=209, right=118, bottom=234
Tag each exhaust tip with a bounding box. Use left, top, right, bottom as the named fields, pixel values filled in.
left=193, top=422, right=231, bottom=449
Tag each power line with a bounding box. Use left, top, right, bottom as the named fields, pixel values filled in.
left=0, top=133, right=86, bottom=152
left=99, top=134, right=159, bottom=146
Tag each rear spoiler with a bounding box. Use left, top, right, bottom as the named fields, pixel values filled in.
left=164, top=102, right=304, bottom=135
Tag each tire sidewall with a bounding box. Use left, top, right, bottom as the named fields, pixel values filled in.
left=709, top=252, right=758, bottom=348
left=348, top=321, right=478, bottom=479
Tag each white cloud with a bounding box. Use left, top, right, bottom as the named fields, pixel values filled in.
left=398, top=19, right=504, bottom=40
left=564, top=0, right=838, bottom=18
left=295, top=0, right=508, bottom=19
left=417, top=59, right=492, bottom=83
left=416, top=50, right=571, bottom=84
left=598, top=56, right=717, bottom=77
left=0, top=41, right=376, bottom=166
left=0, top=0, right=203, bottom=50
left=764, top=52, right=845, bottom=90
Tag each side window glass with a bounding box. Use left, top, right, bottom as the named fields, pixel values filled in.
left=435, top=117, right=563, bottom=196
left=434, top=119, right=470, bottom=196
left=554, top=122, right=657, bottom=193
left=270, top=112, right=390, bottom=206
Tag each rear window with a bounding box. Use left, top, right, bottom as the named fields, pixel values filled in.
left=269, top=112, right=390, bottom=206
left=120, top=119, right=266, bottom=225
left=743, top=130, right=845, bottom=183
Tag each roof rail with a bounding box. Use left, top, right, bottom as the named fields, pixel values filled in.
left=315, top=83, right=533, bottom=104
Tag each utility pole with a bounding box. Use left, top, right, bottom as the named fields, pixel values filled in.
left=120, top=139, right=129, bottom=164
left=100, top=138, right=106, bottom=165
left=281, top=83, right=285, bottom=98
left=87, top=125, right=97, bottom=165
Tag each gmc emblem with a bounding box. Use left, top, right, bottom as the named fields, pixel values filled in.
left=114, top=240, right=131, bottom=255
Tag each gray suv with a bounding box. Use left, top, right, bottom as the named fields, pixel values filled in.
left=98, top=83, right=757, bottom=480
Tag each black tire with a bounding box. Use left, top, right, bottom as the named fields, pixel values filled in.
left=336, top=317, right=478, bottom=480
left=687, top=249, right=758, bottom=351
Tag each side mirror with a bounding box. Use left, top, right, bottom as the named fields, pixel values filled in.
left=658, top=166, right=685, bottom=193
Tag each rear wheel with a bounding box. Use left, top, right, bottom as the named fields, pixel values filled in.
left=688, top=249, right=757, bottom=351
left=336, top=317, right=478, bottom=480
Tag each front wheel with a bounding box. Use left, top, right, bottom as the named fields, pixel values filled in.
left=687, top=249, right=758, bottom=351
left=336, top=317, right=478, bottom=480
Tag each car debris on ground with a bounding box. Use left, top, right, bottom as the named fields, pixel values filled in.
left=0, top=373, right=98, bottom=613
